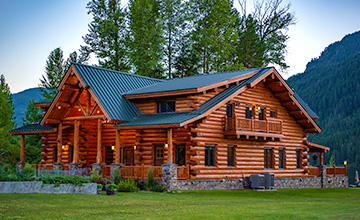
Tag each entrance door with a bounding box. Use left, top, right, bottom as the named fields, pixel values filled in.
left=105, top=146, right=114, bottom=165
left=123, top=147, right=134, bottom=166
left=176, top=145, right=186, bottom=166
left=154, top=145, right=164, bottom=166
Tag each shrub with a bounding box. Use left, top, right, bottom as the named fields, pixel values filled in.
left=97, top=184, right=103, bottom=189
left=152, top=184, right=167, bottom=192
left=105, top=183, right=117, bottom=191
left=18, top=164, right=36, bottom=181
left=146, top=168, right=155, bottom=190
left=39, top=174, right=91, bottom=187
left=90, top=168, right=102, bottom=183
left=117, top=178, right=140, bottom=192
left=113, top=169, right=121, bottom=185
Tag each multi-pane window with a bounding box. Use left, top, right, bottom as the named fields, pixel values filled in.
left=264, top=149, right=272, bottom=169
left=259, top=108, right=265, bottom=120
left=226, top=104, right=234, bottom=118
left=270, top=110, right=276, bottom=118
left=227, top=146, right=234, bottom=167
left=176, top=145, right=186, bottom=166
left=245, top=106, right=253, bottom=119
left=279, top=149, right=284, bottom=169
left=205, top=146, right=215, bottom=166
left=296, top=149, right=301, bottom=168
left=157, top=100, right=175, bottom=113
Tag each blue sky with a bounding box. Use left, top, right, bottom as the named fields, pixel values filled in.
left=1, top=0, right=360, bottom=93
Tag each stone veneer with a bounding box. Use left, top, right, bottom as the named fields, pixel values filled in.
left=92, top=163, right=105, bottom=175
left=161, top=164, right=348, bottom=190
left=0, top=181, right=97, bottom=194
left=111, top=163, right=123, bottom=179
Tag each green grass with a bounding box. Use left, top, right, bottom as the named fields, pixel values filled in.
left=0, top=188, right=359, bottom=219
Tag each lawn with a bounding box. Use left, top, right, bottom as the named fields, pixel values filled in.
left=0, top=188, right=359, bottom=219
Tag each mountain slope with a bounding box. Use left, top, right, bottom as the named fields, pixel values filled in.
left=12, top=87, right=42, bottom=126
left=287, top=31, right=360, bottom=184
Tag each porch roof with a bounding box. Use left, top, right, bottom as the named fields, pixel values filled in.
left=307, top=141, right=330, bottom=153
left=8, top=120, right=57, bottom=135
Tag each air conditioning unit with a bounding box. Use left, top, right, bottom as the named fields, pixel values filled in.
left=250, top=174, right=265, bottom=189
left=261, top=172, right=275, bottom=189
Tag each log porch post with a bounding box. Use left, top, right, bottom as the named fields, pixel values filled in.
left=115, top=130, right=120, bottom=163
left=167, top=128, right=173, bottom=164
left=96, top=118, right=102, bottom=163
left=73, top=120, right=79, bottom=163
left=320, top=152, right=324, bottom=166
left=20, top=135, right=25, bottom=163
left=57, top=123, right=62, bottom=163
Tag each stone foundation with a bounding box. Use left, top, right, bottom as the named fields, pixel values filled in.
left=92, top=163, right=105, bottom=175
left=53, top=163, right=64, bottom=170
left=322, top=176, right=348, bottom=188
left=275, top=177, right=321, bottom=189
left=176, top=179, right=249, bottom=190
left=111, top=163, right=123, bottom=179
left=162, top=164, right=177, bottom=191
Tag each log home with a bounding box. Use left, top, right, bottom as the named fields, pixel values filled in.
left=10, top=63, right=348, bottom=189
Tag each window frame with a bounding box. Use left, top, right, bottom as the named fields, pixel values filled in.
left=176, top=145, right=186, bottom=166
left=205, top=146, right=215, bottom=167
left=245, top=106, right=253, bottom=119
left=226, top=103, right=234, bottom=118
left=296, top=149, right=301, bottom=169
left=157, top=100, right=176, bottom=113
left=227, top=146, right=234, bottom=167
left=259, top=108, right=265, bottom=120
left=270, top=110, right=276, bottom=118
left=278, top=148, right=284, bottom=169
left=264, top=148, right=273, bottom=169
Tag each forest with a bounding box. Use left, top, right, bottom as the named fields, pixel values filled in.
left=287, top=31, right=360, bottom=183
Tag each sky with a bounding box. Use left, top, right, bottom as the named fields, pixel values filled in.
left=1, top=0, right=360, bottom=93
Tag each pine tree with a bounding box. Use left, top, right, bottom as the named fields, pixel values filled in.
left=81, top=0, right=130, bottom=71
left=0, top=75, right=19, bottom=165
left=39, top=48, right=83, bottom=100
left=22, top=98, right=42, bottom=164
left=128, top=0, right=165, bottom=78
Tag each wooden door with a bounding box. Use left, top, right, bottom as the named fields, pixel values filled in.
left=176, top=145, right=186, bottom=166
left=123, top=147, right=134, bottom=166
left=105, top=146, right=114, bottom=165
left=154, top=145, right=164, bottom=166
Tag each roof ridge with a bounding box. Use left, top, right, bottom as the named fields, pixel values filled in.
left=71, top=62, right=164, bottom=83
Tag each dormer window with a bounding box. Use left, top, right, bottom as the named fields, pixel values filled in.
left=157, top=100, right=175, bottom=113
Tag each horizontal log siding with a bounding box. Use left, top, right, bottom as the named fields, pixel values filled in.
left=190, top=82, right=309, bottom=179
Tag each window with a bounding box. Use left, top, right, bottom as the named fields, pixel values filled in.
left=227, top=146, right=234, bottom=167
left=176, top=145, right=186, bottom=166
left=270, top=110, right=276, bottom=118
left=279, top=149, right=284, bottom=169
left=154, top=145, right=164, bottom=166
left=245, top=106, right=253, bottom=119
left=157, top=100, right=175, bottom=113
left=296, top=149, right=301, bottom=168
left=264, top=149, right=272, bottom=169
left=259, top=108, right=265, bottom=120
left=205, top=146, right=215, bottom=166
left=226, top=103, right=234, bottom=118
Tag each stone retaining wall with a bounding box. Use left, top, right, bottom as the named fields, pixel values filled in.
left=175, top=179, right=250, bottom=190
left=0, top=181, right=97, bottom=194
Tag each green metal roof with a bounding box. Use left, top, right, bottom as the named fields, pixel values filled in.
left=9, top=120, right=56, bottom=134
left=124, top=67, right=265, bottom=95
left=72, top=63, right=163, bottom=121
left=34, top=99, right=53, bottom=105
left=293, top=93, right=319, bottom=119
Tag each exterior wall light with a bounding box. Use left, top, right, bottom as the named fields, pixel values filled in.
left=58, top=106, right=61, bottom=109
left=134, top=145, right=136, bottom=150
left=165, top=144, right=168, bottom=149
left=111, top=145, right=115, bottom=150
left=344, top=161, right=347, bottom=166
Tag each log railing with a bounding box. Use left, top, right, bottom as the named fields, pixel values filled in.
left=225, top=116, right=282, bottom=134
left=121, top=165, right=163, bottom=180
left=102, top=165, right=111, bottom=179
left=308, top=166, right=347, bottom=177
left=177, top=165, right=190, bottom=180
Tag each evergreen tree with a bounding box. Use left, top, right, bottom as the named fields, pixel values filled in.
left=0, top=75, right=18, bottom=165
left=22, top=98, right=42, bottom=164
left=159, top=0, right=184, bottom=78
left=39, top=48, right=83, bottom=100
left=81, top=0, right=130, bottom=71
left=186, top=0, right=240, bottom=74
left=128, top=0, right=164, bottom=78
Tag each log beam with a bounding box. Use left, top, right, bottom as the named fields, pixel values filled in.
left=96, top=119, right=102, bottom=163
left=57, top=123, right=62, bottom=163
left=73, top=120, right=79, bottom=163
left=167, top=128, right=173, bottom=164
left=115, top=130, right=120, bottom=163
left=20, top=135, right=25, bottom=163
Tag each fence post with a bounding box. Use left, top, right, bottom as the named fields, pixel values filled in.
left=187, top=164, right=190, bottom=180
left=333, top=163, right=336, bottom=177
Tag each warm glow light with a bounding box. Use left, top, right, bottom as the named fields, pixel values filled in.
left=111, top=145, right=115, bottom=150
left=165, top=144, right=168, bottom=149
left=344, top=161, right=347, bottom=166
left=249, top=107, right=252, bottom=111
left=78, top=108, right=81, bottom=112
left=134, top=145, right=136, bottom=150
left=257, top=106, right=261, bottom=111
left=97, top=110, right=100, bottom=113
left=58, top=106, right=61, bottom=109
left=62, top=145, right=65, bottom=149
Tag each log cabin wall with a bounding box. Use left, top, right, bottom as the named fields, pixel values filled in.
left=189, top=81, right=309, bottom=179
